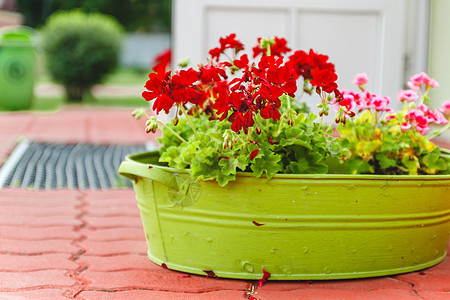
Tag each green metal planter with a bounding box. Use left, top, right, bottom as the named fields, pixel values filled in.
left=119, top=151, right=450, bottom=280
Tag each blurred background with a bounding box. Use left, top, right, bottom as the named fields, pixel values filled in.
left=0, top=0, right=449, bottom=142
left=0, top=0, right=171, bottom=110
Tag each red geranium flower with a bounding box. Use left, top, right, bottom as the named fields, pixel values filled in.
left=199, top=64, right=228, bottom=85
left=152, top=48, right=171, bottom=73
left=172, top=68, right=206, bottom=106
left=253, top=37, right=291, bottom=58
left=233, top=54, right=249, bottom=70
left=310, top=68, right=338, bottom=93
left=142, top=71, right=175, bottom=114
left=286, top=49, right=335, bottom=81
left=209, top=33, right=244, bottom=61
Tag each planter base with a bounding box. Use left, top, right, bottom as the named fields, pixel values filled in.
left=148, top=250, right=447, bottom=280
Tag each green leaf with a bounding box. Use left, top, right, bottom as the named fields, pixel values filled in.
left=422, top=148, right=448, bottom=174
left=218, top=155, right=249, bottom=176
left=159, top=146, right=185, bottom=168
left=401, top=154, right=420, bottom=175
left=343, top=157, right=371, bottom=174
left=286, top=146, right=328, bottom=174
left=250, top=148, right=282, bottom=178
left=376, top=154, right=397, bottom=169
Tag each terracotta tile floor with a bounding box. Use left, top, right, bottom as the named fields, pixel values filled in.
left=0, top=107, right=449, bottom=299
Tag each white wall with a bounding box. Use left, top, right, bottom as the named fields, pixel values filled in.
left=428, top=0, right=450, bottom=142
left=119, top=33, right=171, bottom=69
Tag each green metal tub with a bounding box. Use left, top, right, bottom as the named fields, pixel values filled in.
left=119, top=151, right=450, bottom=280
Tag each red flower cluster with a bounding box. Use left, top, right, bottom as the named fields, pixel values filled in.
left=286, top=49, right=335, bottom=81
left=142, top=34, right=340, bottom=133
left=212, top=53, right=298, bottom=132
left=142, top=68, right=206, bottom=114
left=252, top=37, right=291, bottom=57
left=152, top=48, right=171, bottom=73
left=209, top=33, right=244, bottom=61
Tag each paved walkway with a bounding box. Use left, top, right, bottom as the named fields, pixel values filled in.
left=0, top=107, right=449, bottom=299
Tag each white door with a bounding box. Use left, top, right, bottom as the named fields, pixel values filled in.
left=173, top=0, right=428, bottom=111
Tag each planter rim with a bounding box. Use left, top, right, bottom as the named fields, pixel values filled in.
left=123, top=151, right=450, bottom=181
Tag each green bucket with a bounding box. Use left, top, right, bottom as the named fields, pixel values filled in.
left=119, top=151, right=450, bottom=280
left=0, top=26, right=36, bottom=110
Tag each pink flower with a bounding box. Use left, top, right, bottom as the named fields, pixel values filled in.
left=357, top=90, right=373, bottom=110
left=441, top=100, right=450, bottom=115
left=405, top=109, right=430, bottom=134
left=417, top=103, right=448, bottom=125
left=397, top=89, right=418, bottom=103
left=428, top=78, right=439, bottom=88
left=433, top=109, right=448, bottom=124
left=407, top=72, right=439, bottom=91
left=385, top=114, right=396, bottom=121
left=337, top=89, right=356, bottom=112
left=371, top=95, right=390, bottom=111
left=401, top=122, right=412, bottom=131
left=352, top=73, right=368, bottom=86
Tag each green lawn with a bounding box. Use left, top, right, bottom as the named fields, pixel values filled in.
left=102, top=68, right=150, bottom=85
left=37, top=67, right=150, bottom=86
left=29, top=67, right=150, bottom=111
left=31, top=96, right=146, bottom=111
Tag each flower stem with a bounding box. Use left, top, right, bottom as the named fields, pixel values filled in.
left=236, top=134, right=246, bottom=144
left=317, top=114, right=324, bottom=133
left=157, top=120, right=188, bottom=145
left=180, top=105, right=201, bottom=141
left=427, top=121, right=450, bottom=140
left=325, top=118, right=336, bottom=135
left=275, top=118, right=285, bottom=137
left=246, top=127, right=252, bottom=142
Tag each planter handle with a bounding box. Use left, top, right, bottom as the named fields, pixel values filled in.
left=119, top=160, right=189, bottom=194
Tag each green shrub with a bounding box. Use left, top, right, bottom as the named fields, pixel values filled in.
left=42, top=10, right=123, bottom=102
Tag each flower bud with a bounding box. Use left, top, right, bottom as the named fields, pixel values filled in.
left=145, top=117, right=159, bottom=134
left=178, top=57, right=190, bottom=68
left=132, top=108, right=146, bottom=120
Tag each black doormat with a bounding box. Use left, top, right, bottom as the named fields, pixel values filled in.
left=0, top=141, right=148, bottom=190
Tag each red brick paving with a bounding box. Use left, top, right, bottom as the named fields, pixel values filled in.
left=0, top=107, right=449, bottom=299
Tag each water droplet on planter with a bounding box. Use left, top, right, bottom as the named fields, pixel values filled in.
left=301, top=186, right=310, bottom=195
left=431, top=234, right=437, bottom=240
left=206, top=237, right=213, bottom=243
left=434, top=250, right=440, bottom=257
left=351, top=249, right=358, bottom=254
left=324, top=266, right=332, bottom=274
left=388, top=245, right=393, bottom=251
left=241, top=261, right=254, bottom=273
left=271, top=247, right=278, bottom=254
left=303, top=247, right=309, bottom=254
